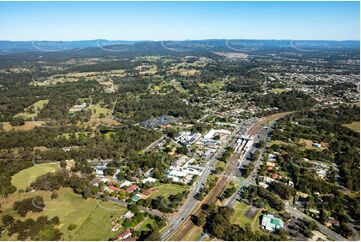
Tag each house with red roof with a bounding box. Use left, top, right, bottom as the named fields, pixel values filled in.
left=108, top=185, right=123, bottom=192
left=125, top=185, right=139, bottom=193
left=113, top=229, right=132, bottom=241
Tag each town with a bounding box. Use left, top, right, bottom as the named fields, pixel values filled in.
left=0, top=37, right=359, bottom=242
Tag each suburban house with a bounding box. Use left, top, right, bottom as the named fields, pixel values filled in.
left=113, top=229, right=132, bottom=241
left=125, top=185, right=139, bottom=193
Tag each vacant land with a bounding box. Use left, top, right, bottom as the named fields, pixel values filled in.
left=147, top=183, right=189, bottom=199
left=230, top=201, right=261, bottom=232
left=15, top=99, right=49, bottom=119
left=11, top=162, right=60, bottom=190
left=198, top=81, right=224, bottom=90
left=71, top=201, right=127, bottom=240
left=0, top=188, right=127, bottom=241
left=1, top=120, right=46, bottom=131
left=268, top=139, right=289, bottom=147
left=91, top=102, right=113, bottom=119
left=298, top=138, right=328, bottom=150
left=343, top=121, right=360, bottom=132
left=178, top=225, right=203, bottom=241
left=270, top=88, right=289, bottom=94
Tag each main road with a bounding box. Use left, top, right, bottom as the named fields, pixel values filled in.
left=285, top=204, right=347, bottom=241
left=161, top=122, right=245, bottom=240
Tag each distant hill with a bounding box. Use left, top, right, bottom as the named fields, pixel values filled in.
left=0, top=39, right=359, bottom=54
left=0, top=39, right=141, bottom=53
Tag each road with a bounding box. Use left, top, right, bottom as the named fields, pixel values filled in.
left=285, top=204, right=347, bottom=241
left=162, top=113, right=299, bottom=240
left=161, top=122, right=243, bottom=240
left=226, top=123, right=271, bottom=207
left=226, top=114, right=347, bottom=242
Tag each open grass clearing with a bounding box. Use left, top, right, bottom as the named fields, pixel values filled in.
left=0, top=188, right=128, bottom=241
left=137, top=217, right=156, bottom=233
left=11, top=162, right=60, bottom=190
left=179, top=225, right=203, bottom=241
left=230, top=201, right=261, bottom=232
left=1, top=121, right=46, bottom=131
left=198, top=81, right=225, bottom=90
left=215, top=161, right=226, bottom=169
left=268, top=140, right=289, bottom=147
left=298, top=138, right=328, bottom=150
left=147, top=183, right=189, bottom=199
left=58, top=131, right=94, bottom=140
left=90, top=102, right=113, bottom=119
left=270, top=88, right=289, bottom=94
left=31, top=71, right=125, bottom=87
left=343, top=121, right=360, bottom=132
left=170, top=79, right=187, bottom=93
left=14, top=99, right=49, bottom=119
left=71, top=201, right=128, bottom=240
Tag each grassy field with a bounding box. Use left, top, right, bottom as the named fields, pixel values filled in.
left=90, top=102, right=113, bottom=119
left=1, top=120, right=46, bottom=131
left=268, top=140, right=289, bottom=146
left=14, top=99, right=49, bottom=119
left=147, top=183, right=189, bottom=199
left=0, top=188, right=128, bottom=241
left=71, top=201, right=128, bottom=240
left=215, top=161, right=226, bottom=169
left=270, top=88, right=289, bottom=94
left=230, top=201, right=261, bottom=232
left=198, top=81, right=224, bottom=89
left=170, top=80, right=187, bottom=93
left=137, top=217, right=156, bottom=232
left=11, top=162, right=60, bottom=190
left=178, top=225, right=203, bottom=241
left=343, top=121, right=360, bottom=132
left=58, top=131, right=94, bottom=140
left=298, top=138, right=328, bottom=150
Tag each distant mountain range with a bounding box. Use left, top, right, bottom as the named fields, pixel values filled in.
left=0, top=40, right=141, bottom=53
left=0, top=39, right=359, bottom=54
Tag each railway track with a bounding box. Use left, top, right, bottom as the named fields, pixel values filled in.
left=169, top=112, right=293, bottom=240
left=170, top=150, right=241, bottom=240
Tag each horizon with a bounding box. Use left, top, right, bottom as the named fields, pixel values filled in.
left=0, top=38, right=360, bottom=42
left=0, top=1, right=359, bottom=41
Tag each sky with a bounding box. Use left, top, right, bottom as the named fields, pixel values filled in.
left=0, top=1, right=359, bottom=41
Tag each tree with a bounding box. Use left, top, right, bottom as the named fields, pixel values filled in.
left=68, top=224, right=77, bottom=231
left=2, top=214, right=14, bottom=227
left=13, top=196, right=45, bottom=217
left=50, top=191, right=58, bottom=200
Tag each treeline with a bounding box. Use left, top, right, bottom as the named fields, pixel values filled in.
left=194, top=204, right=283, bottom=241
left=241, top=185, right=284, bottom=211
left=31, top=169, right=95, bottom=199
left=115, top=93, right=201, bottom=122
left=140, top=190, right=189, bottom=213
left=1, top=196, right=62, bottom=240
left=253, top=90, right=316, bottom=112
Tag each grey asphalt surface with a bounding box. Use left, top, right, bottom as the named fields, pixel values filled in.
left=226, top=121, right=347, bottom=242
left=161, top=122, right=244, bottom=240
left=285, top=204, right=347, bottom=241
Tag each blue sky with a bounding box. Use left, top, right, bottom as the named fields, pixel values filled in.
left=0, top=1, right=359, bottom=41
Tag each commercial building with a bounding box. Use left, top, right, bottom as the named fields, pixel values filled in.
left=261, top=214, right=284, bottom=232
